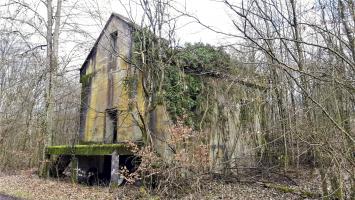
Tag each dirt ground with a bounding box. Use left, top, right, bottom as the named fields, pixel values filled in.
left=0, top=169, right=321, bottom=200
left=0, top=194, right=21, bottom=200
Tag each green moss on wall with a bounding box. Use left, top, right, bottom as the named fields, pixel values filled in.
left=80, top=72, right=94, bottom=86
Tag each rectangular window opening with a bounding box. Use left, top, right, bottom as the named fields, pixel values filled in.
left=110, top=31, right=118, bottom=70
left=106, top=109, right=118, bottom=143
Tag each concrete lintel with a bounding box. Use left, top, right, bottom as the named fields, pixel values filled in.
left=46, top=144, right=133, bottom=156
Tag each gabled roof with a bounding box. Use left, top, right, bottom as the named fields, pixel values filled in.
left=79, top=13, right=134, bottom=74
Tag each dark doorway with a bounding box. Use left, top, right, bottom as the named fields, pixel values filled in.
left=106, top=109, right=118, bottom=143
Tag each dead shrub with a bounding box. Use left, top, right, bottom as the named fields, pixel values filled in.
left=120, top=118, right=210, bottom=198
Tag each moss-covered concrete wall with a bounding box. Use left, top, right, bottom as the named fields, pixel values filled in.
left=206, top=79, right=262, bottom=172
left=79, top=16, right=144, bottom=143
left=78, top=18, right=261, bottom=170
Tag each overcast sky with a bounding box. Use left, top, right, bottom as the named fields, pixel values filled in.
left=83, top=0, right=238, bottom=46
left=45, top=0, right=241, bottom=71
left=1, top=0, right=316, bottom=71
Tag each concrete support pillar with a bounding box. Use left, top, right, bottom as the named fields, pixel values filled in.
left=111, top=151, right=124, bottom=186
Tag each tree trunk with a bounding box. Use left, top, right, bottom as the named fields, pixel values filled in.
left=41, top=0, right=62, bottom=178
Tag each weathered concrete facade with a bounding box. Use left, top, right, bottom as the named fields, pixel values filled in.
left=79, top=13, right=144, bottom=144
left=75, top=13, right=259, bottom=176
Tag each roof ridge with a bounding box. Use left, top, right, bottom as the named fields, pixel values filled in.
left=79, top=13, right=134, bottom=74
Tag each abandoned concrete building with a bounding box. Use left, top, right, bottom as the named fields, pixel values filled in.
left=45, top=12, right=259, bottom=185
left=45, top=13, right=168, bottom=185
left=79, top=14, right=144, bottom=144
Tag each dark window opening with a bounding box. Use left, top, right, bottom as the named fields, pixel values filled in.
left=110, top=31, right=118, bottom=70
left=106, top=109, right=118, bottom=143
